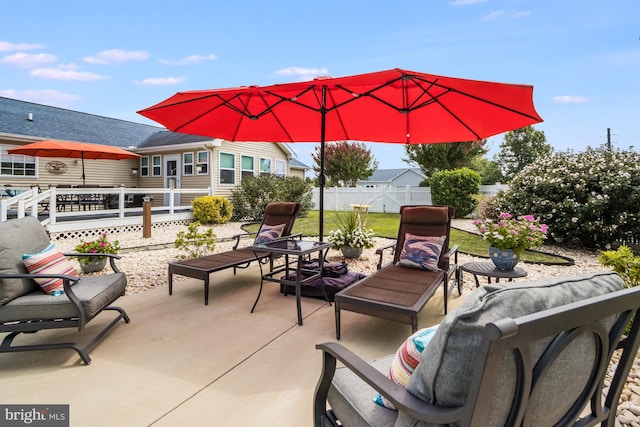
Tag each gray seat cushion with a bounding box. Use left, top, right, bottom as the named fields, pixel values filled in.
left=397, top=271, right=623, bottom=427
left=328, top=355, right=399, bottom=427
left=0, top=273, right=127, bottom=322
left=0, top=216, right=51, bottom=305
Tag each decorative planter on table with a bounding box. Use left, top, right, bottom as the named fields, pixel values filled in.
left=341, top=246, right=363, bottom=259
left=79, top=257, right=107, bottom=274
left=489, top=246, right=520, bottom=271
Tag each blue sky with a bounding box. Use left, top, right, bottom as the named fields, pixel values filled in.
left=1, top=0, right=638, bottom=171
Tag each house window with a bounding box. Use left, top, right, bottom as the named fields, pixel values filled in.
left=219, top=152, right=235, bottom=184
left=0, top=145, right=36, bottom=177
left=259, top=157, right=271, bottom=175
left=140, top=156, right=149, bottom=177
left=183, top=152, right=194, bottom=175
left=152, top=155, right=162, bottom=176
left=275, top=159, right=286, bottom=177
left=241, top=155, right=254, bottom=181
left=196, top=151, right=208, bottom=175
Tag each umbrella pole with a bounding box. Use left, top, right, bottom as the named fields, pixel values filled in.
left=81, top=152, right=86, bottom=185
left=319, top=86, right=327, bottom=241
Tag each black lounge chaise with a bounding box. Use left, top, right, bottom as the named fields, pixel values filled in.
left=315, top=272, right=640, bottom=426
left=0, top=215, right=130, bottom=365
left=168, top=201, right=301, bottom=305
left=333, top=205, right=459, bottom=339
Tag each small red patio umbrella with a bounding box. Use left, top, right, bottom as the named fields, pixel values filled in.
left=8, top=139, right=140, bottom=185
left=137, top=68, right=543, bottom=237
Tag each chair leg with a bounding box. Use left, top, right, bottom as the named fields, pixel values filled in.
left=335, top=303, right=342, bottom=340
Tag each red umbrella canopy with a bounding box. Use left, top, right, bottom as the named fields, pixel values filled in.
left=137, top=68, right=543, bottom=144
left=7, top=139, right=140, bottom=160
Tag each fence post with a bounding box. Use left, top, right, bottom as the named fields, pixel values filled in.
left=143, top=196, right=151, bottom=238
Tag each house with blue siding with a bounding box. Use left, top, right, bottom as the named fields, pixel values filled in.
left=357, top=168, right=426, bottom=187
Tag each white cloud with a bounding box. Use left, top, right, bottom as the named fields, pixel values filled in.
left=483, top=10, right=531, bottom=21
left=552, top=95, right=592, bottom=104
left=0, top=41, right=46, bottom=52
left=159, top=54, right=218, bottom=65
left=83, top=49, right=149, bottom=65
left=449, top=0, right=488, bottom=6
left=274, top=67, right=329, bottom=81
left=29, top=67, right=108, bottom=81
left=133, top=77, right=185, bottom=85
left=0, top=52, right=57, bottom=68
left=0, top=89, right=82, bottom=107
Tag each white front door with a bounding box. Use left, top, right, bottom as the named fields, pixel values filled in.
left=164, top=155, right=180, bottom=206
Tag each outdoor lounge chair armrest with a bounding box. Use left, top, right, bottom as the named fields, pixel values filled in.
left=231, top=232, right=256, bottom=250
left=63, top=252, right=122, bottom=273
left=315, top=342, right=465, bottom=424
left=441, top=244, right=459, bottom=269
left=0, top=273, right=87, bottom=327
left=375, top=242, right=396, bottom=270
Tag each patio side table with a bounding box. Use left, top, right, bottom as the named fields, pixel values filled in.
left=459, top=262, right=527, bottom=289
left=249, top=239, right=332, bottom=326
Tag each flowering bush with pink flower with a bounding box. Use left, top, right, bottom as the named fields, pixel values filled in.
left=473, top=213, right=548, bottom=255
left=73, top=232, right=120, bottom=265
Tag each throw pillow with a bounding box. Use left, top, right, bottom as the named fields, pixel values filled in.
left=22, top=243, right=78, bottom=295
left=374, top=325, right=439, bottom=410
left=254, top=223, right=286, bottom=244
left=396, top=234, right=445, bottom=271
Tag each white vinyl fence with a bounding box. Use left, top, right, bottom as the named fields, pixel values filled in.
left=311, top=185, right=507, bottom=213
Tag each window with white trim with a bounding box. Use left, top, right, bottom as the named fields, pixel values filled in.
left=0, top=145, right=37, bottom=177
left=140, top=156, right=149, bottom=177
left=241, top=155, right=254, bottom=181
left=275, top=159, right=286, bottom=177
left=152, top=155, right=161, bottom=176
left=259, top=157, right=271, bottom=175
left=183, top=152, right=194, bottom=175
left=196, top=151, right=208, bottom=174
left=219, top=152, right=235, bottom=184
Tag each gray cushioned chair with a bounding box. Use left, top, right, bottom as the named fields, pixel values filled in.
left=314, top=272, right=640, bottom=426
left=0, top=215, right=130, bottom=365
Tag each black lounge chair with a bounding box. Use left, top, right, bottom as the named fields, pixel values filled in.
left=333, top=205, right=459, bottom=339
left=168, top=202, right=301, bottom=305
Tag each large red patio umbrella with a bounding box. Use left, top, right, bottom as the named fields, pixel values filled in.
left=137, top=68, right=543, bottom=237
left=8, top=139, right=140, bottom=185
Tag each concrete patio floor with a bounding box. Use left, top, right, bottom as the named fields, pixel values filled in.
left=0, top=264, right=466, bottom=426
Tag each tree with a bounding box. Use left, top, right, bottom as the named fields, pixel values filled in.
left=312, top=141, right=378, bottom=187
left=403, top=141, right=487, bottom=178
left=494, top=126, right=552, bottom=181
left=470, top=157, right=504, bottom=185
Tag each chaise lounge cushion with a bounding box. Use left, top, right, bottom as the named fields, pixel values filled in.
left=0, top=272, right=127, bottom=322
left=0, top=216, right=51, bottom=305
left=398, top=271, right=623, bottom=427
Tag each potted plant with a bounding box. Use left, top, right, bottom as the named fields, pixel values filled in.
left=473, top=213, right=548, bottom=270
left=327, top=210, right=376, bottom=259
left=73, top=232, right=121, bottom=273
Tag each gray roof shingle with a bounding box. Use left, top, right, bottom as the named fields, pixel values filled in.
left=0, top=96, right=162, bottom=148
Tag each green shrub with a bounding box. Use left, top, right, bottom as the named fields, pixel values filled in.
left=191, top=196, right=233, bottom=224
left=430, top=168, right=481, bottom=218
left=599, top=245, right=640, bottom=289
left=475, top=194, right=501, bottom=220
left=174, top=222, right=216, bottom=259
left=497, top=147, right=640, bottom=249
left=230, top=174, right=313, bottom=221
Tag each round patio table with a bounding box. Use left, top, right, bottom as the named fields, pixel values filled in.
left=459, top=262, right=527, bottom=288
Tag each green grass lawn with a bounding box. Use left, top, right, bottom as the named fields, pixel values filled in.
left=244, top=210, right=572, bottom=265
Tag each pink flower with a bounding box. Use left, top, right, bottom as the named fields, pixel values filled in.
left=499, top=212, right=512, bottom=219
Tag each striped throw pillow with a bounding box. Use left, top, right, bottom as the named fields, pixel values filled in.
left=374, top=325, right=439, bottom=410
left=23, top=243, right=78, bottom=295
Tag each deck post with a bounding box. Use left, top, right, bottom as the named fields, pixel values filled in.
left=143, top=196, right=151, bottom=238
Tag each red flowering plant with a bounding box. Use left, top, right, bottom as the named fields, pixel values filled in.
left=473, top=212, right=548, bottom=256
left=73, top=232, right=121, bottom=265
